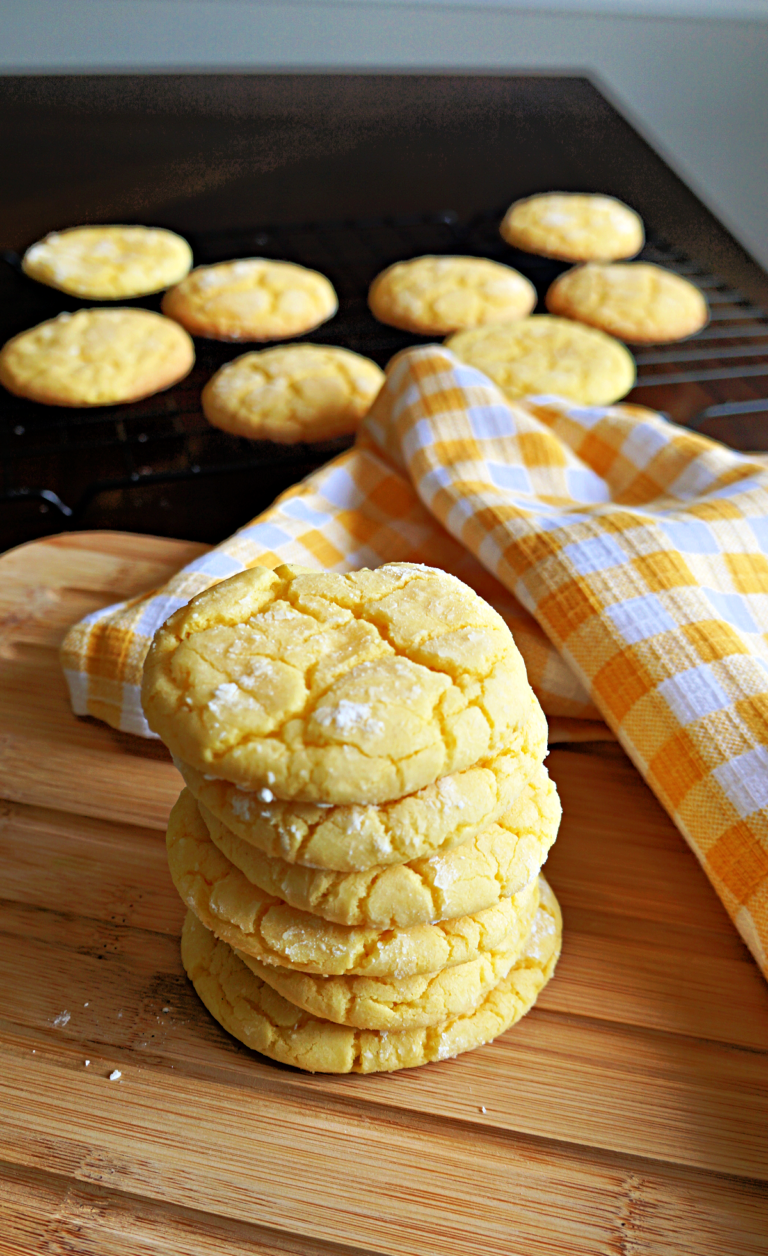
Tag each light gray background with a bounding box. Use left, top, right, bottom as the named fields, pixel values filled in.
left=3, top=0, right=767, bottom=270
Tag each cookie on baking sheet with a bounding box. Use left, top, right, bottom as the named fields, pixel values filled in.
left=175, top=696, right=547, bottom=871
left=500, top=193, right=644, bottom=262
left=0, top=308, right=195, bottom=408
left=161, top=259, right=338, bottom=341
left=446, top=315, right=635, bottom=405
left=199, top=761, right=560, bottom=929
left=167, top=789, right=532, bottom=978
left=142, top=562, right=536, bottom=805
left=180, top=878, right=561, bottom=1072
left=546, top=262, right=709, bottom=343
left=21, top=225, right=192, bottom=299
left=239, top=879, right=540, bottom=1031
left=201, top=344, right=384, bottom=444
left=368, top=255, right=536, bottom=335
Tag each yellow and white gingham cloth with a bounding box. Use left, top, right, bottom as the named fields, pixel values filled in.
left=61, top=346, right=768, bottom=977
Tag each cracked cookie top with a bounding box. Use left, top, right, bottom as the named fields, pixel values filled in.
left=446, top=315, right=636, bottom=407
left=201, top=344, right=384, bottom=444
left=0, top=308, right=195, bottom=408
left=161, top=258, right=338, bottom=341
left=22, top=225, right=193, bottom=299
left=368, top=255, right=536, bottom=335
left=142, top=561, right=536, bottom=804
left=175, top=693, right=546, bottom=870
left=546, top=262, right=709, bottom=344
left=500, top=193, right=644, bottom=263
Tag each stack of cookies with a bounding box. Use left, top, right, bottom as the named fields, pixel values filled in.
left=141, top=561, right=562, bottom=1074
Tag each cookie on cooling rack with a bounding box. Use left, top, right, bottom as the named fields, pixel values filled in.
left=161, top=259, right=338, bottom=341
left=546, top=262, right=709, bottom=343
left=446, top=314, right=636, bottom=405
left=201, top=344, right=384, bottom=443
left=22, top=225, right=193, bottom=299
left=0, top=308, right=195, bottom=407
left=500, top=193, right=644, bottom=263
left=368, top=255, right=536, bottom=334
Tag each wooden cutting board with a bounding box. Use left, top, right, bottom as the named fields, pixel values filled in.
left=0, top=531, right=766, bottom=1256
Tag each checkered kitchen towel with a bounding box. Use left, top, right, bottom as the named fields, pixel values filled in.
left=62, top=345, right=768, bottom=977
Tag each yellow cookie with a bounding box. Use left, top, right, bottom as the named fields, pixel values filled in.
left=161, top=259, right=338, bottom=341
left=368, top=255, right=536, bottom=335
left=180, top=879, right=561, bottom=1072
left=175, top=697, right=546, bottom=871
left=167, top=789, right=532, bottom=978
left=238, top=879, right=540, bottom=1030
left=446, top=315, right=635, bottom=405
left=201, top=344, right=384, bottom=444
left=0, top=308, right=195, bottom=408
left=546, top=262, right=709, bottom=343
left=142, top=562, right=537, bottom=804
left=500, top=193, right=644, bottom=262
left=200, top=762, right=559, bottom=929
left=21, top=225, right=192, bottom=299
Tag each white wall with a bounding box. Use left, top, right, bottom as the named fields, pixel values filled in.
left=2, top=0, right=768, bottom=271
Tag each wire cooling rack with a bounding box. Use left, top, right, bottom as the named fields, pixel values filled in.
left=2, top=210, right=767, bottom=551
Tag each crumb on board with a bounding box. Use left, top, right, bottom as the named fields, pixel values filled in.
left=108, top=1069, right=122, bottom=1081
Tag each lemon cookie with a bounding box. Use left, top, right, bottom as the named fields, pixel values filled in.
left=0, top=308, right=195, bottom=407
left=200, top=762, right=559, bottom=929
left=368, top=256, right=536, bottom=335
left=176, top=697, right=546, bottom=870
left=22, top=225, right=192, bottom=299
left=180, top=879, right=561, bottom=1072
left=161, top=259, right=338, bottom=341
left=168, top=789, right=530, bottom=978
left=546, top=262, right=708, bottom=343
left=500, top=193, right=644, bottom=262
left=142, top=562, right=537, bottom=804
left=201, top=344, right=384, bottom=444
left=239, top=879, right=540, bottom=1031
left=446, top=315, right=635, bottom=405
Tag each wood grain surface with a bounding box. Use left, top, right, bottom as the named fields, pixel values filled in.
left=0, top=531, right=766, bottom=1255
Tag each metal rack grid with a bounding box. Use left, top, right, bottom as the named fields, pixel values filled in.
left=2, top=210, right=767, bottom=551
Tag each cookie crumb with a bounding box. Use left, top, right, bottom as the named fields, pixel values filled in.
left=108, top=1069, right=122, bottom=1081
left=84, top=1059, right=90, bottom=1067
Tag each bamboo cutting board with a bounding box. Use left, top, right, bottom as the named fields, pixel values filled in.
left=0, top=531, right=767, bottom=1256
